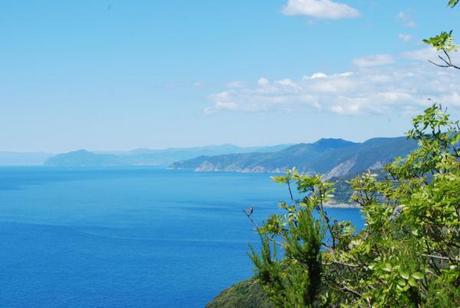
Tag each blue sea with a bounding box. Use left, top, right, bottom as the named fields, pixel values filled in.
left=0, top=167, right=363, bottom=307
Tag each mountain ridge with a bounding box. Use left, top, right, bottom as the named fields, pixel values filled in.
left=44, top=144, right=292, bottom=167
left=171, top=137, right=417, bottom=179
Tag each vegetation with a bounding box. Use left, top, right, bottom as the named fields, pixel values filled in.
left=206, top=280, right=274, bottom=308
left=208, top=2, right=460, bottom=307
left=248, top=103, right=459, bottom=306
left=244, top=2, right=460, bottom=306
left=424, top=1, right=459, bottom=70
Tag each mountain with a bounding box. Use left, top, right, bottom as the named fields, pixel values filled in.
left=45, top=150, right=123, bottom=167
left=171, top=137, right=418, bottom=179
left=0, top=152, right=53, bottom=166
left=44, top=144, right=291, bottom=167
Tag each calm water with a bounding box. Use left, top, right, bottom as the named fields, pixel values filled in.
left=0, top=167, right=363, bottom=307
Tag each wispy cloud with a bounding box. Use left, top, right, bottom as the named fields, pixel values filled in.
left=403, top=47, right=440, bottom=62
left=205, top=49, right=460, bottom=115
left=352, top=54, right=395, bottom=67
left=397, top=11, right=416, bottom=28
left=398, top=33, right=412, bottom=42
left=282, top=0, right=359, bottom=20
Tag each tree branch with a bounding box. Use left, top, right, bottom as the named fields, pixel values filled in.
left=324, top=260, right=360, bottom=268
left=428, top=49, right=460, bottom=70
left=423, top=253, right=460, bottom=262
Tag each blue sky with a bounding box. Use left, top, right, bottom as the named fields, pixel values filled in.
left=1, top=0, right=459, bottom=152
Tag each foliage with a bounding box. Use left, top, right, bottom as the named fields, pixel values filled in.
left=245, top=3, right=460, bottom=306
left=249, top=105, right=460, bottom=307
left=424, top=31, right=457, bottom=52
left=248, top=169, right=330, bottom=306
left=449, top=0, right=460, bottom=9
left=206, top=280, right=275, bottom=308
left=424, top=2, right=459, bottom=69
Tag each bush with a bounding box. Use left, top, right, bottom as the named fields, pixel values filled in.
left=249, top=104, right=460, bottom=306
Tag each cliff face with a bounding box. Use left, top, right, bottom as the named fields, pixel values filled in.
left=207, top=280, right=273, bottom=308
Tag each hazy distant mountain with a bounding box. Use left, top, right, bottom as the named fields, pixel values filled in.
left=44, top=150, right=123, bottom=167
left=171, top=137, right=417, bottom=179
left=44, top=144, right=291, bottom=167
left=0, top=152, right=53, bottom=166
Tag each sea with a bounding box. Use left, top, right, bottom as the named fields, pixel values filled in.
left=0, top=167, right=364, bottom=307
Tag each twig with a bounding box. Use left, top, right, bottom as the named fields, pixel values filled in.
left=287, top=179, right=295, bottom=203
left=328, top=280, right=363, bottom=298
left=422, top=253, right=460, bottom=262
left=243, top=209, right=259, bottom=230
left=324, top=260, right=360, bottom=268
left=428, top=49, right=460, bottom=70
left=340, top=285, right=363, bottom=298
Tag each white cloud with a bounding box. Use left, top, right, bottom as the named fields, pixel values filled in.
left=205, top=58, right=460, bottom=115
left=204, top=92, right=239, bottom=114
left=397, top=11, right=416, bottom=28
left=309, top=72, right=328, bottom=79
left=398, top=33, right=412, bottom=42
left=402, top=47, right=460, bottom=67
left=352, top=54, right=394, bottom=67
left=439, top=92, right=460, bottom=107
left=257, top=78, right=270, bottom=87
left=403, top=48, right=437, bottom=62
left=282, top=0, right=359, bottom=20
left=226, top=81, right=245, bottom=88
left=277, top=78, right=302, bottom=91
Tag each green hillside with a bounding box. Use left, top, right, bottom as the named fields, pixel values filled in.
left=172, top=137, right=417, bottom=179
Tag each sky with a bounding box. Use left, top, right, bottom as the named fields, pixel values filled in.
left=1, top=0, right=460, bottom=152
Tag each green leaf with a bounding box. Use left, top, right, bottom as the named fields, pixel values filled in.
left=411, top=272, right=424, bottom=280
left=272, top=175, right=288, bottom=184
left=423, top=31, right=457, bottom=52
left=400, top=271, right=410, bottom=280
left=451, top=132, right=460, bottom=145
left=383, top=263, right=393, bottom=272
left=408, top=277, right=418, bottom=287
left=448, top=0, right=459, bottom=8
